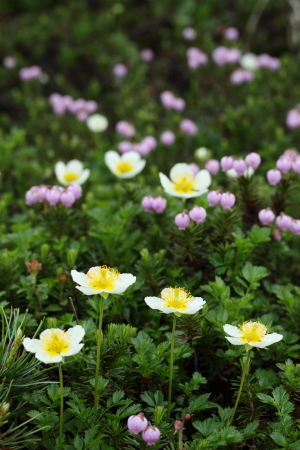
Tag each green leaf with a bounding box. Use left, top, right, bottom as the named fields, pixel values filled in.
left=243, top=421, right=259, bottom=437
left=270, top=431, right=288, bottom=446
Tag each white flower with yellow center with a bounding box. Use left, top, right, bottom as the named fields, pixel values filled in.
left=55, top=160, right=90, bottom=185
left=159, top=163, right=211, bottom=198
left=86, top=114, right=108, bottom=132
left=23, top=325, right=85, bottom=364
left=104, top=151, right=146, bottom=179
left=224, top=322, right=283, bottom=348
left=145, top=287, right=206, bottom=315
left=71, top=265, right=136, bottom=295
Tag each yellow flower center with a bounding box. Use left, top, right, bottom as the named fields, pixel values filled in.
left=64, top=172, right=79, bottom=182
left=116, top=161, right=134, bottom=174
left=40, top=330, right=71, bottom=357
left=238, top=321, right=267, bottom=344
left=161, top=287, right=193, bottom=311
left=172, top=174, right=196, bottom=194
left=86, top=266, right=120, bottom=291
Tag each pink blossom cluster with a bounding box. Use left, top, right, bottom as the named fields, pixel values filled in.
left=208, top=191, right=236, bottom=210
left=141, top=196, right=167, bottom=213
left=257, top=54, right=281, bottom=71
left=127, top=413, right=160, bottom=445
left=220, top=153, right=261, bottom=174
left=180, top=118, right=198, bottom=136
left=19, top=66, right=42, bottom=81
left=286, top=106, right=300, bottom=129
left=186, top=47, right=208, bottom=69
left=230, top=68, right=254, bottom=84
left=267, top=149, right=300, bottom=185
left=160, top=91, right=186, bottom=111
left=118, top=136, right=157, bottom=156
left=49, top=94, right=97, bottom=121
left=175, top=206, right=207, bottom=230
left=25, top=184, right=82, bottom=207
left=115, top=121, right=136, bottom=138
left=212, top=46, right=241, bottom=66
left=259, top=209, right=300, bottom=235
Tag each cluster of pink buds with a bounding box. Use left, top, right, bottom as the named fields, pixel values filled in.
left=186, top=47, right=208, bottom=69
left=276, top=213, right=300, bottom=234
left=141, top=196, right=167, bottom=213
left=116, top=120, right=135, bottom=138
left=127, top=414, right=160, bottom=446
left=257, top=54, right=281, bottom=71
left=267, top=149, right=300, bottom=185
left=180, top=118, right=198, bottom=136
left=175, top=206, right=207, bottom=230
left=208, top=191, right=236, bottom=210
left=19, top=66, right=42, bottom=81
left=25, top=184, right=82, bottom=207
left=49, top=94, right=97, bottom=122
left=230, top=68, right=254, bottom=84
left=212, top=46, right=241, bottom=65
left=160, top=91, right=186, bottom=111
left=220, top=153, right=261, bottom=175
left=118, top=136, right=157, bottom=156
left=286, top=106, right=300, bottom=129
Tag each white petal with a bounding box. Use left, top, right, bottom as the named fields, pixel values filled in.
left=163, top=188, right=205, bottom=199
left=184, top=298, right=206, bottom=314
left=55, top=162, right=67, bottom=185
left=224, top=324, right=242, bottom=338
left=77, top=169, right=90, bottom=184
left=66, top=160, right=83, bottom=173
left=170, top=163, right=194, bottom=181
left=23, top=338, right=42, bottom=353
left=116, top=160, right=146, bottom=178
left=66, top=325, right=85, bottom=344
left=144, top=296, right=164, bottom=310
left=109, top=273, right=136, bottom=294
left=194, top=170, right=211, bottom=190
left=159, top=173, right=174, bottom=191
left=122, top=151, right=141, bottom=163
left=71, top=270, right=90, bottom=287
left=251, top=333, right=283, bottom=348
left=105, top=151, right=120, bottom=167
left=39, top=328, right=62, bottom=338
left=62, top=343, right=84, bottom=356
left=35, top=350, right=62, bottom=364
left=76, top=285, right=99, bottom=295
left=225, top=337, right=245, bottom=345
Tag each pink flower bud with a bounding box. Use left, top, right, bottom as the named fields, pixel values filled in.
left=60, top=190, right=76, bottom=207
left=182, top=27, right=197, bottom=40
left=187, top=48, right=208, bottom=69
left=67, top=183, right=82, bottom=199
left=289, top=219, right=300, bottom=235
left=276, top=158, right=292, bottom=174
left=175, top=213, right=190, bottom=230
left=142, top=136, right=157, bottom=152
left=224, top=27, right=239, bottom=41
left=152, top=197, right=167, bottom=213
left=141, top=196, right=154, bottom=212
left=113, top=63, right=128, bottom=78
left=141, top=49, right=154, bottom=62
left=77, top=110, right=89, bottom=122
left=207, top=190, right=222, bottom=206
left=37, top=185, right=48, bottom=202
left=173, top=98, right=186, bottom=111
left=273, top=228, right=281, bottom=241
left=180, top=119, right=198, bottom=136
left=85, top=100, right=97, bottom=114
left=160, top=91, right=175, bottom=109
left=3, top=56, right=16, bottom=69
left=230, top=69, right=254, bottom=84
left=188, top=163, right=200, bottom=175
left=25, top=187, right=40, bottom=205
left=46, top=187, right=61, bottom=206
left=189, top=206, right=206, bottom=224
left=118, top=141, right=133, bottom=154
left=127, top=414, right=148, bottom=435
left=258, top=208, right=275, bottom=225
left=233, top=159, right=247, bottom=176
left=174, top=420, right=183, bottom=430
left=283, top=148, right=299, bottom=161
left=220, top=156, right=234, bottom=172
left=245, top=152, right=261, bottom=169
left=142, top=426, right=161, bottom=445
left=220, top=192, right=236, bottom=210
left=205, top=159, right=220, bottom=175
left=292, top=158, right=300, bottom=174
left=276, top=213, right=292, bottom=231
left=115, top=121, right=135, bottom=138
left=267, top=169, right=282, bottom=185
left=160, top=131, right=175, bottom=146
left=286, top=109, right=300, bottom=129
left=182, top=414, right=193, bottom=421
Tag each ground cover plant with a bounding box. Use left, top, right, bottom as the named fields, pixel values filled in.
left=1, top=0, right=300, bottom=448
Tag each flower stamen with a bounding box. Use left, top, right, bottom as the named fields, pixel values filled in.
left=161, top=287, right=194, bottom=311
left=86, top=266, right=120, bottom=291
left=40, top=330, right=71, bottom=357
left=172, top=174, right=196, bottom=194
left=64, top=172, right=80, bottom=182
left=238, top=321, right=267, bottom=344
left=116, top=161, right=134, bottom=174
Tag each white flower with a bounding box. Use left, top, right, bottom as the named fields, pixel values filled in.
left=105, top=151, right=146, bottom=179
left=86, top=114, right=108, bottom=132
left=23, top=325, right=85, bottom=364
left=159, top=163, right=211, bottom=198
left=55, top=160, right=90, bottom=185
left=195, top=147, right=211, bottom=162
left=224, top=322, right=283, bottom=348
left=226, top=167, right=254, bottom=178
left=145, top=287, right=206, bottom=315
left=71, top=265, right=136, bottom=295
left=240, top=53, right=258, bottom=71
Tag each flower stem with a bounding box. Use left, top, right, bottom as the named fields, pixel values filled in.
left=178, top=427, right=183, bottom=450
left=58, top=363, right=64, bottom=450
left=167, top=314, right=177, bottom=421
left=227, top=349, right=251, bottom=426
left=94, top=295, right=105, bottom=414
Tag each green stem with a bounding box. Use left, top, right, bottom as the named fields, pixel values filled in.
left=58, top=363, right=64, bottom=450
left=227, top=350, right=251, bottom=426
left=178, top=427, right=183, bottom=450
left=94, top=295, right=105, bottom=414
left=167, top=314, right=177, bottom=421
